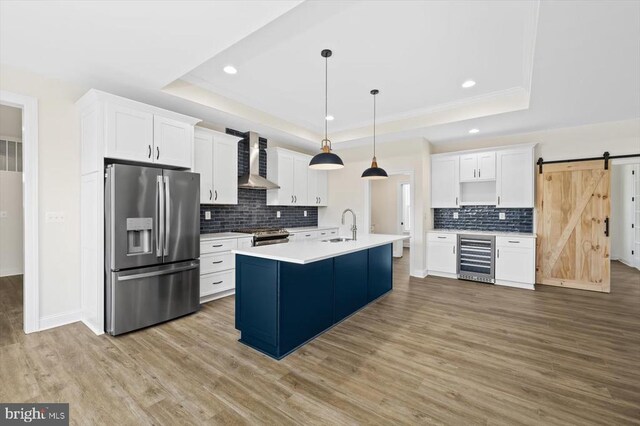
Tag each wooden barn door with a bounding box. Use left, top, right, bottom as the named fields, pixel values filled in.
left=536, top=160, right=611, bottom=292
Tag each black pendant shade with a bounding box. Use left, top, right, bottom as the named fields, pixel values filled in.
left=310, top=49, right=344, bottom=170
left=362, top=89, right=388, bottom=179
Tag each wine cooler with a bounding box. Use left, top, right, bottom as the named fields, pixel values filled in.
left=457, top=234, right=495, bottom=283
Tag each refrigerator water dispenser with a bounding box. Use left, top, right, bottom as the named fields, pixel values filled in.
left=126, top=218, right=152, bottom=255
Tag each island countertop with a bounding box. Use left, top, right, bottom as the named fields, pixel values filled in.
left=233, top=233, right=408, bottom=264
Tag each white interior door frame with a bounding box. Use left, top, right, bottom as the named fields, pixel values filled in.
left=0, top=90, right=39, bottom=334
left=364, top=168, right=415, bottom=267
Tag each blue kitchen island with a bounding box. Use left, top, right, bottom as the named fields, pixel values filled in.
left=233, top=234, right=407, bottom=360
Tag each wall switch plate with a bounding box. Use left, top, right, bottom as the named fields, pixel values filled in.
left=45, top=211, right=65, bottom=223
left=276, top=211, right=281, bottom=218
left=453, top=212, right=459, bottom=219
left=304, top=210, right=307, bottom=217
left=0, top=211, right=7, bottom=218
left=499, top=212, right=506, bottom=220
left=205, top=211, right=211, bottom=220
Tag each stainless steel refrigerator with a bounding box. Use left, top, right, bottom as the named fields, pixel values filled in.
left=105, top=163, right=200, bottom=335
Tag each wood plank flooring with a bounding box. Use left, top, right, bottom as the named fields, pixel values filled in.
left=1, top=252, right=639, bottom=425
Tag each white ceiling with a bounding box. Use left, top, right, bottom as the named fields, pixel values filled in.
left=1, top=0, right=638, bottom=149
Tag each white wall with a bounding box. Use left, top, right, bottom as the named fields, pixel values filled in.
left=319, top=138, right=432, bottom=276
left=371, top=174, right=409, bottom=234
left=431, top=118, right=640, bottom=160
left=0, top=64, right=86, bottom=321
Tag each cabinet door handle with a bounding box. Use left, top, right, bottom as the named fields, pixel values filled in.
left=214, top=190, right=218, bottom=201
left=212, top=280, right=223, bottom=285
left=156, top=146, right=160, bottom=160
left=294, top=195, right=297, bottom=203
left=474, top=169, right=476, bottom=178
left=497, top=196, right=500, bottom=205
left=497, top=249, right=500, bottom=258
left=455, top=197, right=458, bottom=206
left=212, top=260, right=223, bottom=264
left=453, top=245, right=456, bottom=254
left=209, top=190, right=213, bottom=200
left=148, top=145, right=152, bottom=158
left=478, top=169, right=481, bottom=178
left=291, top=195, right=294, bottom=203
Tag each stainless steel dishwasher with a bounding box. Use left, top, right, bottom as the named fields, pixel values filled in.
left=457, top=234, right=495, bottom=283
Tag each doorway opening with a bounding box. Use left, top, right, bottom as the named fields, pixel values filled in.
left=0, top=104, right=24, bottom=336
left=369, top=172, right=413, bottom=263
left=611, top=162, right=640, bottom=271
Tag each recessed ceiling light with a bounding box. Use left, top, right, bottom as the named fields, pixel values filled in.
left=223, top=65, right=237, bottom=75
left=325, top=115, right=334, bottom=121
left=461, top=80, right=476, bottom=88
left=469, top=128, right=479, bottom=134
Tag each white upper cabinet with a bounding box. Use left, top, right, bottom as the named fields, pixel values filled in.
left=460, top=152, right=495, bottom=181
left=153, top=115, right=193, bottom=169
left=431, top=155, right=460, bottom=208
left=307, top=169, right=328, bottom=206
left=194, top=128, right=240, bottom=205
left=496, top=148, right=534, bottom=208
left=194, top=131, right=214, bottom=204
left=212, top=133, right=239, bottom=204
left=267, top=147, right=318, bottom=206
left=430, top=145, right=534, bottom=209
left=89, top=91, right=200, bottom=169
left=106, top=103, right=154, bottom=163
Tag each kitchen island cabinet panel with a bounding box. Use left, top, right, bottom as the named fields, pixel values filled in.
left=279, top=260, right=334, bottom=355
left=368, top=243, right=393, bottom=302
left=334, top=251, right=368, bottom=322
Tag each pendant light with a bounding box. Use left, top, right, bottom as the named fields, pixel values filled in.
left=309, top=49, right=344, bottom=170
left=361, top=89, right=388, bottom=179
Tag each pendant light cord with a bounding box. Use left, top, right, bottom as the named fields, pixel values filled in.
left=324, top=54, right=328, bottom=146
left=373, top=92, right=376, bottom=158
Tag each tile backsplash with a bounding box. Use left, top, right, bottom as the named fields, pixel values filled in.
left=433, top=205, right=533, bottom=233
left=199, top=129, right=318, bottom=233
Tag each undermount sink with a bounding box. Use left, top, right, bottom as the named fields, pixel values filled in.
left=321, top=237, right=353, bottom=243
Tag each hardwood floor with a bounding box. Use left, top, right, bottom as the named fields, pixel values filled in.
left=1, top=255, right=639, bottom=425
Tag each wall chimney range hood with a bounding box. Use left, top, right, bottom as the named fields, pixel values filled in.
left=238, top=132, right=280, bottom=190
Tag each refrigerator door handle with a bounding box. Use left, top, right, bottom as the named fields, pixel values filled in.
left=117, top=263, right=199, bottom=281
left=156, top=176, right=164, bottom=257
left=164, top=175, right=170, bottom=256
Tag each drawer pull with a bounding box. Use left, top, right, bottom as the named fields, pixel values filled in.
left=212, top=260, right=224, bottom=264
left=305, top=234, right=311, bottom=237
left=437, top=236, right=447, bottom=239
left=508, top=240, right=520, bottom=244
left=212, top=244, right=223, bottom=247
left=212, top=280, right=223, bottom=285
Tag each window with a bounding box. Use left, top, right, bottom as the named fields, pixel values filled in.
left=0, top=139, right=22, bottom=172
left=401, top=183, right=410, bottom=232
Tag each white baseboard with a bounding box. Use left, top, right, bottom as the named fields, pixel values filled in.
left=495, top=280, right=535, bottom=290
left=0, top=267, right=23, bottom=277
left=39, top=309, right=82, bottom=332
left=411, top=269, right=428, bottom=278
left=426, top=270, right=458, bottom=279
left=201, top=289, right=235, bottom=304
left=81, top=318, right=105, bottom=335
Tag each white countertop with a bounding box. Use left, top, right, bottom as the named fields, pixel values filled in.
left=427, top=229, right=537, bottom=238
left=233, top=233, right=408, bottom=264
left=286, top=225, right=339, bottom=233
left=200, top=232, right=252, bottom=241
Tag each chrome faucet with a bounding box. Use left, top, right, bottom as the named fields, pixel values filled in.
left=341, top=208, right=357, bottom=241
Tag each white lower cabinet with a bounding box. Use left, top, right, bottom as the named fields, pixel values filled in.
left=199, top=236, right=253, bottom=302
left=288, top=228, right=338, bottom=242
left=495, top=236, right=535, bottom=289
left=426, top=233, right=457, bottom=277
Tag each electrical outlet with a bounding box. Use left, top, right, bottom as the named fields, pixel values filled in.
left=205, top=211, right=211, bottom=220
left=304, top=210, right=308, bottom=217
left=276, top=211, right=281, bottom=218
left=499, top=212, right=506, bottom=220
left=45, top=211, right=65, bottom=223
left=453, top=212, right=459, bottom=219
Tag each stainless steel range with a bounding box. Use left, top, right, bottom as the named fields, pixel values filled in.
left=235, top=228, right=290, bottom=246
